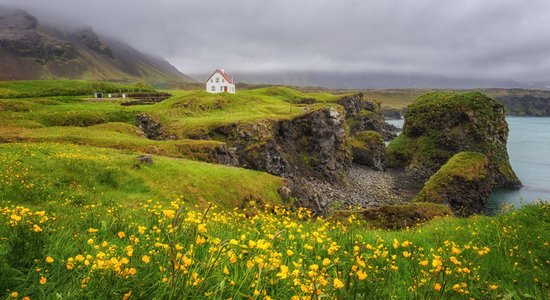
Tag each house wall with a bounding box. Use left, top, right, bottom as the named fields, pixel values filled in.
left=206, top=72, right=235, bottom=94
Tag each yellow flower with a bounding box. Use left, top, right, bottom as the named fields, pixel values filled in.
left=419, top=260, right=429, bottom=266
left=402, top=251, right=411, bottom=258
left=334, top=278, right=344, bottom=289
left=392, top=239, right=399, bottom=249
left=10, top=215, right=21, bottom=221
left=141, top=255, right=151, bottom=264
left=286, top=249, right=294, bottom=256
left=128, top=268, right=137, bottom=275
left=196, top=235, right=206, bottom=245
left=33, top=224, right=43, bottom=232
left=198, top=223, right=207, bottom=233
left=489, top=284, right=498, bottom=290
left=322, top=258, right=331, bottom=266
left=10, top=291, right=18, bottom=298
left=434, top=283, right=442, bottom=292
left=45, top=256, right=54, bottom=263
left=75, top=254, right=85, bottom=262
left=356, top=269, right=368, bottom=280
left=39, top=276, right=47, bottom=285
left=117, top=231, right=126, bottom=238
left=432, top=258, right=442, bottom=268
left=122, top=291, right=132, bottom=300
left=276, top=265, right=289, bottom=279
left=87, top=228, right=98, bottom=233
left=401, top=241, right=411, bottom=247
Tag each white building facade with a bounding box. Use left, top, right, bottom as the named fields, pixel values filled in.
left=206, top=69, right=235, bottom=94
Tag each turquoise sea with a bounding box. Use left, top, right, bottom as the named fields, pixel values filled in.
left=386, top=117, right=550, bottom=210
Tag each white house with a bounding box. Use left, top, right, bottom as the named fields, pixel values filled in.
left=206, top=68, right=235, bottom=94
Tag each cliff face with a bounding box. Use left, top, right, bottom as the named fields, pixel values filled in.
left=0, top=8, right=193, bottom=83
left=212, top=106, right=352, bottom=183
left=387, top=91, right=521, bottom=189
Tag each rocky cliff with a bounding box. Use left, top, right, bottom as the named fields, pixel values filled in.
left=387, top=91, right=521, bottom=189
left=211, top=106, right=351, bottom=183
left=0, top=7, right=193, bottom=83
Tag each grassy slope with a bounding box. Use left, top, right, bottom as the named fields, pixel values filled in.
left=0, top=142, right=285, bottom=209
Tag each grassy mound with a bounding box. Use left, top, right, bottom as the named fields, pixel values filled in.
left=0, top=143, right=285, bottom=209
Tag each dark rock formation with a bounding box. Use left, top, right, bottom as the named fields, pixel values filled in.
left=497, top=94, right=550, bottom=116
left=336, top=93, right=397, bottom=141
left=387, top=91, right=521, bottom=189
left=413, top=152, right=493, bottom=216
left=351, top=131, right=388, bottom=171
left=212, top=106, right=351, bottom=183
left=135, top=114, right=177, bottom=141
left=362, top=202, right=452, bottom=229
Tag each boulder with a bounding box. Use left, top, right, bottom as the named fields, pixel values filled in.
left=351, top=131, right=388, bottom=171
left=413, top=152, right=492, bottom=216
left=362, top=202, right=452, bottom=229
left=387, top=91, right=521, bottom=189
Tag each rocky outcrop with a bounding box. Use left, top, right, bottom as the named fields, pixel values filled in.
left=497, top=94, right=550, bottom=116
left=135, top=114, right=177, bottom=141
left=337, top=94, right=397, bottom=140
left=413, top=152, right=493, bottom=216
left=212, top=106, right=351, bottom=182
left=351, top=131, right=388, bottom=171
left=387, top=91, right=521, bottom=189
left=362, top=202, right=452, bottom=229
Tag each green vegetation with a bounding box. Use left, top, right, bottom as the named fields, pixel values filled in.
left=351, top=131, right=384, bottom=152
left=0, top=80, right=547, bottom=298
left=0, top=142, right=285, bottom=209
left=414, top=152, right=489, bottom=204
left=1, top=195, right=548, bottom=299
left=0, top=80, right=154, bottom=99
left=387, top=91, right=520, bottom=188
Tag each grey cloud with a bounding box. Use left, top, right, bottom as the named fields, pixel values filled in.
left=2, top=0, right=550, bottom=82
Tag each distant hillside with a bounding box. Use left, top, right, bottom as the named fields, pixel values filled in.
left=0, top=8, right=194, bottom=84
left=204, top=71, right=528, bottom=90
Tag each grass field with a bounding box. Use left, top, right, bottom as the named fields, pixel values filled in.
left=0, top=80, right=549, bottom=299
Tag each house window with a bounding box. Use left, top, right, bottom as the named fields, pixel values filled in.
left=220, top=86, right=223, bottom=91
left=210, top=79, right=213, bottom=83
left=222, top=79, right=225, bottom=83
left=216, top=77, right=220, bottom=83
left=211, top=86, right=215, bottom=91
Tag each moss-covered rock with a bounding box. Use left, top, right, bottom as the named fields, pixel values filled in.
left=351, top=131, right=387, bottom=171
left=337, top=93, right=397, bottom=141
left=413, top=152, right=492, bottom=216
left=387, top=91, right=521, bottom=189
left=212, top=106, right=352, bottom=183
left=362, top=202, right=452, bottom=229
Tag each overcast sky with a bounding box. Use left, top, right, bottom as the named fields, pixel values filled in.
left=3, top=0, right=550, bottom=82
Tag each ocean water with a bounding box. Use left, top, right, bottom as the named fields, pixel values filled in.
left=385, top=117, right=550, bottom=209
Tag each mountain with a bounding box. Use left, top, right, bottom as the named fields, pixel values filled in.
left=202, top=71, right=527, bottom=90
left=0, top=7, right=194, bottom=83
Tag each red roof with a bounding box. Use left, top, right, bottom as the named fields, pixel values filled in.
left=206, top=68, right=234, bottom=84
